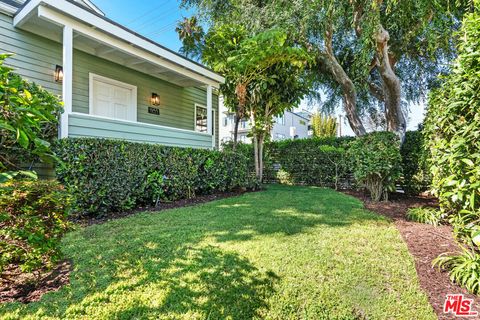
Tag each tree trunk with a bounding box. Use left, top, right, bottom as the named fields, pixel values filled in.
left=258, top=132, right=264, bottom=183
left=375, top=25, right=406, bottom=143
left=251, top=113, right=260, bottom=180
left=323, top=29, right=367, bottom=136
left=232, top=112, right=241, bottom=150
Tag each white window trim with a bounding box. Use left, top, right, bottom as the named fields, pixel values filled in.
left=194, top=103, right=216, bottom=136
left=89, top=73, right=138, bottom=122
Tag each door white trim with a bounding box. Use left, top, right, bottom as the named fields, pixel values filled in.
left=89, top=73, right=137, bottom=122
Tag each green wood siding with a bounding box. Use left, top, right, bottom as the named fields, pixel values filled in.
left=69, top=113, right=213, bottom=149
left=0, top=13, right=62, bottom=94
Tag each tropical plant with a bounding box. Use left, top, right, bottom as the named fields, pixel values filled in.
left=434, top=248, right=480, bottom=295
left=349, top=132, right=402, bottom=201
left=0, top=54, right=63, bottom=182
left=406, top=207, right=444, bottom=226
left=311, top=113, right=337, bottom=138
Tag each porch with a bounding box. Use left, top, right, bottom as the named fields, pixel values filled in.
left=12, top=0, right=224, bottom=149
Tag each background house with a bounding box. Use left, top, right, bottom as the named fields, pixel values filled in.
left=219, top=98, right=310, bottom=144
left=0, top=0, right=223, bottom=149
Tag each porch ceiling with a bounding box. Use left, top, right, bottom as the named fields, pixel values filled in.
left=13, top=1, right=221, bottom=88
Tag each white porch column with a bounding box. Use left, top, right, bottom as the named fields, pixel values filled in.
left=60, top=25, right=73, bottom=138
left=206, top=84, right=214, bottom=146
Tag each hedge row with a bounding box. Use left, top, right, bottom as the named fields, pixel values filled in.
left=227, top=132, right=430, bottom=193
left=227, top=137, right=355, bottom=188
left=400, top=130, right=431, bottom=195
left=54, top=138, right=257, bottom=216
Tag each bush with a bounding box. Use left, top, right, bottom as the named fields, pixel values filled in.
left=424, top=4, right=480, bottom=295
left=54, top=138, right=255, bottom=216
left=0, top=54, right=63, bottom=182
left=400, top=131, right=431, bottom=195
left=349, top=132, right=402, bottom=201
left=0, top=180, right=71, bottom=275
left=406, top=207, right=444, bottom=226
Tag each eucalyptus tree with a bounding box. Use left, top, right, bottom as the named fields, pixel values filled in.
left=181, top=0, right=468, bottom=140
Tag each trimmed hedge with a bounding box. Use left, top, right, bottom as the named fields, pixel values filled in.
left=0, top=180, right=71, bottom=275
left=224, top=137, right=355, bottom=188
left=54, top=138, right=256, bottom=216
left=400, top=131, right=431, bottom=195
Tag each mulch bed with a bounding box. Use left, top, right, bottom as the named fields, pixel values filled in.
left=0, top=260, right=71, bottom=304
left=1, top=190, right=251, bottom=304
left=344, top=190, right=480, bottom=320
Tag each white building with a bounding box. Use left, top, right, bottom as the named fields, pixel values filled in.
left=219, top=98, right=311, bottom=144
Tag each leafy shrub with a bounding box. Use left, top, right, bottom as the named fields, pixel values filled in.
left=434, top=248, right=480, bottom=295
left=424, top=4, right=480, bottom=295
left=349, top=132, right=402, bottom=201
left=0, top=54, right=63, bottom=182
left=406, top=207, right=443, bottom=226
left=54, top=138, right=255, bottom=216
left=0, top=180, right=71, bottom=275
left=400, top=131, right=432, bottom=195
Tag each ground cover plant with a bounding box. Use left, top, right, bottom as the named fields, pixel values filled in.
left=0, top=185, right=435, bottom=319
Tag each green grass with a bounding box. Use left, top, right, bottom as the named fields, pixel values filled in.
left=0, top=185, right=435, bottom=319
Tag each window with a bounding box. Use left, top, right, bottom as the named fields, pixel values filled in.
left=195, top=104, right=215, bottom=135
left=89, top=73, right=137, bottom=122
left=299, top=120, right=306, bottom=125
left=276, top=114, right=285, bottom=125
left=223, top=117, right=228, bottom=127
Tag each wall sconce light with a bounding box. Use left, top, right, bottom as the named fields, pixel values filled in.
left=54, top=65, right=63, bottom=83
left=151, top=93, right=160, bottom=106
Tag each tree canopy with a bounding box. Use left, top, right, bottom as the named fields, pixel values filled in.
left=181, top=0, right=469, bottom=140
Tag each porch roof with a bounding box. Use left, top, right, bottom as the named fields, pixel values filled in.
left=13, top=0, right=224, bottom=88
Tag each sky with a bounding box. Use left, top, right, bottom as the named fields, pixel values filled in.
left=93, top=0, right=194, bottom=52
left=92, top=0, right=426, bottom=136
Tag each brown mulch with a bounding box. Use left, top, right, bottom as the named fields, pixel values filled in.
left=1, top=189, right=251, bottom=304
left=0, top=260, right=71, bottom=304
left=343, top=190, right=480, bottom=320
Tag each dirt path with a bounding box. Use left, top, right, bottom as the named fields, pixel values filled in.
left=344, top=190, right=480, bottom=320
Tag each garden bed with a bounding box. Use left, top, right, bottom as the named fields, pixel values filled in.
left=344, top=190, right=480, bottom=319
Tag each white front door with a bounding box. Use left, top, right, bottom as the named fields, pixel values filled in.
left=89, top=73, right=137, bottom=122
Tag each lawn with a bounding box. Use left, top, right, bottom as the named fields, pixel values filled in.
left=0, top=185, right=435, bottom=319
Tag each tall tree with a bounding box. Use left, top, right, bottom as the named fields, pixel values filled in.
left=181, top=0, right=468, bottom=140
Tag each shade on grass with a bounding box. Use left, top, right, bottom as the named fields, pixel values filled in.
left=0, top=185, right=435, bottom=319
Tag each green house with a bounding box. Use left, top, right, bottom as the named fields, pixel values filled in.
left=0, top=0, right=224, bottom=149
